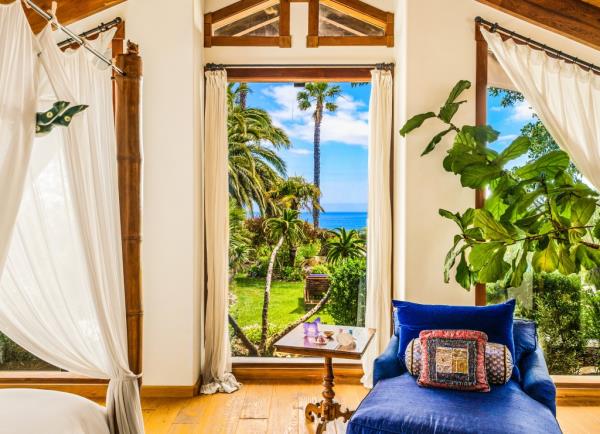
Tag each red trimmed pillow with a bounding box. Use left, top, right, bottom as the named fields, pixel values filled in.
left=405, top=338, right=513, bottom=384
left=417, top=329, right=490, bottom=392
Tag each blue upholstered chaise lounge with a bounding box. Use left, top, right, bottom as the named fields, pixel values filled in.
left=347, top=319, right=562, bottom=434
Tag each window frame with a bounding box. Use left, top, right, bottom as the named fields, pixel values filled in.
left=204, top=0, right=292, bottom=48
left=307, top=0, right=394, bottom=48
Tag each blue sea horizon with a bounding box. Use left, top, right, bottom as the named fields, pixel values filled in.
left=299, top=211, right=367, bottom=230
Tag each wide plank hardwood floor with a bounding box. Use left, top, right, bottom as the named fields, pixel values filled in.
left=143, top=381, right=600, bottom=434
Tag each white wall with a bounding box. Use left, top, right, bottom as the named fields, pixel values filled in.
left=393, top=0, right=600, bottom=305
left=69, top=0, right=600, bottom=386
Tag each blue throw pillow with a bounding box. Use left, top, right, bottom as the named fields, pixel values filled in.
left=513, top=318, right=537, bottom=366
left=392, top=299, right=518, bottom=380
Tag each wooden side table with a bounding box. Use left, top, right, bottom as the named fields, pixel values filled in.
left=274, top=324, right=375, bottom=434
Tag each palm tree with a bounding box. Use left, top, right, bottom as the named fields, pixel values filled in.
left=297, top=83, right=342, bottom=228
left=326, top=227, right=366, bottom=264
left=259, top=209, right=304, bottom=351
left=267, top=176, right=322, bottom=263
left=228, top=84, right=291, bottom=215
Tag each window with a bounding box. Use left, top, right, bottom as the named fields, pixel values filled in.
left=308, top=0, right=394, bottom=47
left=485, top=87, right=600, bottom=377
left=227, top=79, right=371, bottom=358
left=204, top=0, right=291, bottom=48
left=0, top=334, right=60, bottom=371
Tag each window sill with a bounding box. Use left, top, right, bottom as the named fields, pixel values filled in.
left=0, top=371, right=107, bottom=384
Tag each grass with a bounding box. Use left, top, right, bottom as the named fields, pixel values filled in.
left=230, top=275, right=334, bottom=329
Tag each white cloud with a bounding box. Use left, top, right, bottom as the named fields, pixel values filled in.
left=289, top=148, right=312, bottom=155
left=262, top=85, right=370, bottom=147
left=497, top=134, right=518, bottom=142
left=490, top=106, right=503, bottom=112
left=510, top=100, right=535, bottom=122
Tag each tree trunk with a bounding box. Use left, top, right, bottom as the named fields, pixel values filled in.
left=266, top=286, right=333, bottom=354
left=260, top=236, right=285, bottom=351
left=239, top=86, right=248, bottom=110
left=229, top=314, right=259, bottom=356
left=312, top=106, right=322, bottom=228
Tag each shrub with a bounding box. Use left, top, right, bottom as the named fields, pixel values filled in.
left=296, top=241, right=321, bottom=265
left=326, top=258, right=366, bottom=326
left=280, top=265, right=303, bottom=281
left=526, top=273, right=585, bottom=375
left=248, top=256, right=269, bottom=278
left=310, top=264, right=330, bottom=275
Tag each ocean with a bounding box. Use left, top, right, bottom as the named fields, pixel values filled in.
left=299, top=211, right=367, bottom=230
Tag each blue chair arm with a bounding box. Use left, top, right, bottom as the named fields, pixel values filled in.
left=521, top=345, right=557, bottom=416
left=373, top=335, right=405, bottom=385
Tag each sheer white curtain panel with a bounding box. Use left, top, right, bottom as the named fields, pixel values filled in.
left=482, top=29, right=600, bottom=191
left=0, top=26, right=144, bottom=434
left=201, top=69, right=240, bottom=395
left=0, top=1, right=39, bottom=274
left=362, top=69, right=393, bottom=388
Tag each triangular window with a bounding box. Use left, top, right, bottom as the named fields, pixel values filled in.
left=205, top=0, right=291, bottom=48
left=308, top=0, right=393, bottom=47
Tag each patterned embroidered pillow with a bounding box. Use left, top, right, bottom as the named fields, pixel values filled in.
left=406, top=338, right=513, bottom=384
left=417, top=329, right=490, bottom=392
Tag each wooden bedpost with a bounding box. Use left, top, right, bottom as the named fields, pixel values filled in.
left=475, top=21, right=488, bottom=306
left=115, top=41, right=144, bottom=384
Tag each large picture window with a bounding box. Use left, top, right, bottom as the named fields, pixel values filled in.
left=227, top=79, right=371, bottom=358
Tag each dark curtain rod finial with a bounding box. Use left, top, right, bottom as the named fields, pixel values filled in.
left=205, top=63, right=226, bottom=71
left=376, top=62, right=394, bottom=71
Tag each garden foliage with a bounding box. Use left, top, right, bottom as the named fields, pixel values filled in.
left=326, top=258, right=367, bottom=326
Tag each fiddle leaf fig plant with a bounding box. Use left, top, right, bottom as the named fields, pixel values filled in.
left=36, top=101, right=88, bottom=136
left=401, top=80, right=600, bottom=290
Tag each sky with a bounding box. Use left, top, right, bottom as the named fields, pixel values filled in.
left=487, top=91, right=535, bottom=166
left=245, top=82, right=371, bottom=212
left=241, top=83, right=536, bottom=213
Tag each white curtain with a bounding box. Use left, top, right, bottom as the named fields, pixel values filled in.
left=0, top=1, right=38, bottom=274
left=0, top=26, right=144, bottom=434
left=362, top=69, right=393, bottom=388
left=201, top=69, right=240, bottom=394
left=482, top=29, right=600, bottom=190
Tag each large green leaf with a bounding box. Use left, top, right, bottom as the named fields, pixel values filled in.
left=445, top=80, right=471, bottom=105
left=469, top=241, right=502, bottom=270
left=571, top=197, right=597, bottom=227
left=399, top=112, right=436, bottom=136
left=461, top=125, right=499, bottom=145
left=422, top=127, right=453, bottom=156
left=496, top=136, right=530, bottom=165
left=509, top=242, right=529, bottom=288
left=473, top=209, right=514, bottom=241
left=460, top=164, right=503, bottom=189
left=438, top=102, right=465, bottom=123
left=515, top=150, right=570, bottom=180
left=477, top=246, right=510, bottom=283
left=575, top=245, right=600, bottom=270
left=443, top=240, right=464, bottom=283
left=532, top=240, right=559, bottom=273
left=557, top=245, right=576, bottom=275
left=439, top=209, right=463, bottom=229
left=456, top=251, right=474, bottom=290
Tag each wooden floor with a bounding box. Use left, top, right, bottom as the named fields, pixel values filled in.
left=143, top=382, right=600, bottom=434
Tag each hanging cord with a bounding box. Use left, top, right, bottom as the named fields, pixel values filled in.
left=22, top=0, right=125, bottom=76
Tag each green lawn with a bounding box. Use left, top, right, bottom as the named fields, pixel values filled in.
left=230, top=276, right=334, bottom=329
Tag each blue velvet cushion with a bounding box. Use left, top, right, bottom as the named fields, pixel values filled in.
left=392, top=299, right=518, bottom=379
left=513, top=318, right=537, bottom=366
left=347, top=373, right=561, bottom=434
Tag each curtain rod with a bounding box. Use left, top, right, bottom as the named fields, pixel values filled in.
left=475, top=16, right=600, bottom=75
left=23, top=0, right=125, bottom=75
left=57, top=17, right=122, bottom=49
left=205, top=63, right=394, bottom=70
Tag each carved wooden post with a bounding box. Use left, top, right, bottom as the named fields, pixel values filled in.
left=115, top=42, right=144, bottom=383
left=475, top=21, right=488, bottom=306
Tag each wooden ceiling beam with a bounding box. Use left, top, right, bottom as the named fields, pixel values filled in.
left=0, top=0, right=127, bottom=34
left=477, top=0, right=600, bottom=50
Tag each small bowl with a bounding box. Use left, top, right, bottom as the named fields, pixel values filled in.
left=323, top=331, right=335, bottom=339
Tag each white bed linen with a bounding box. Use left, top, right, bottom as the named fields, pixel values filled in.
left=0, top=389, right=110, bottom=434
